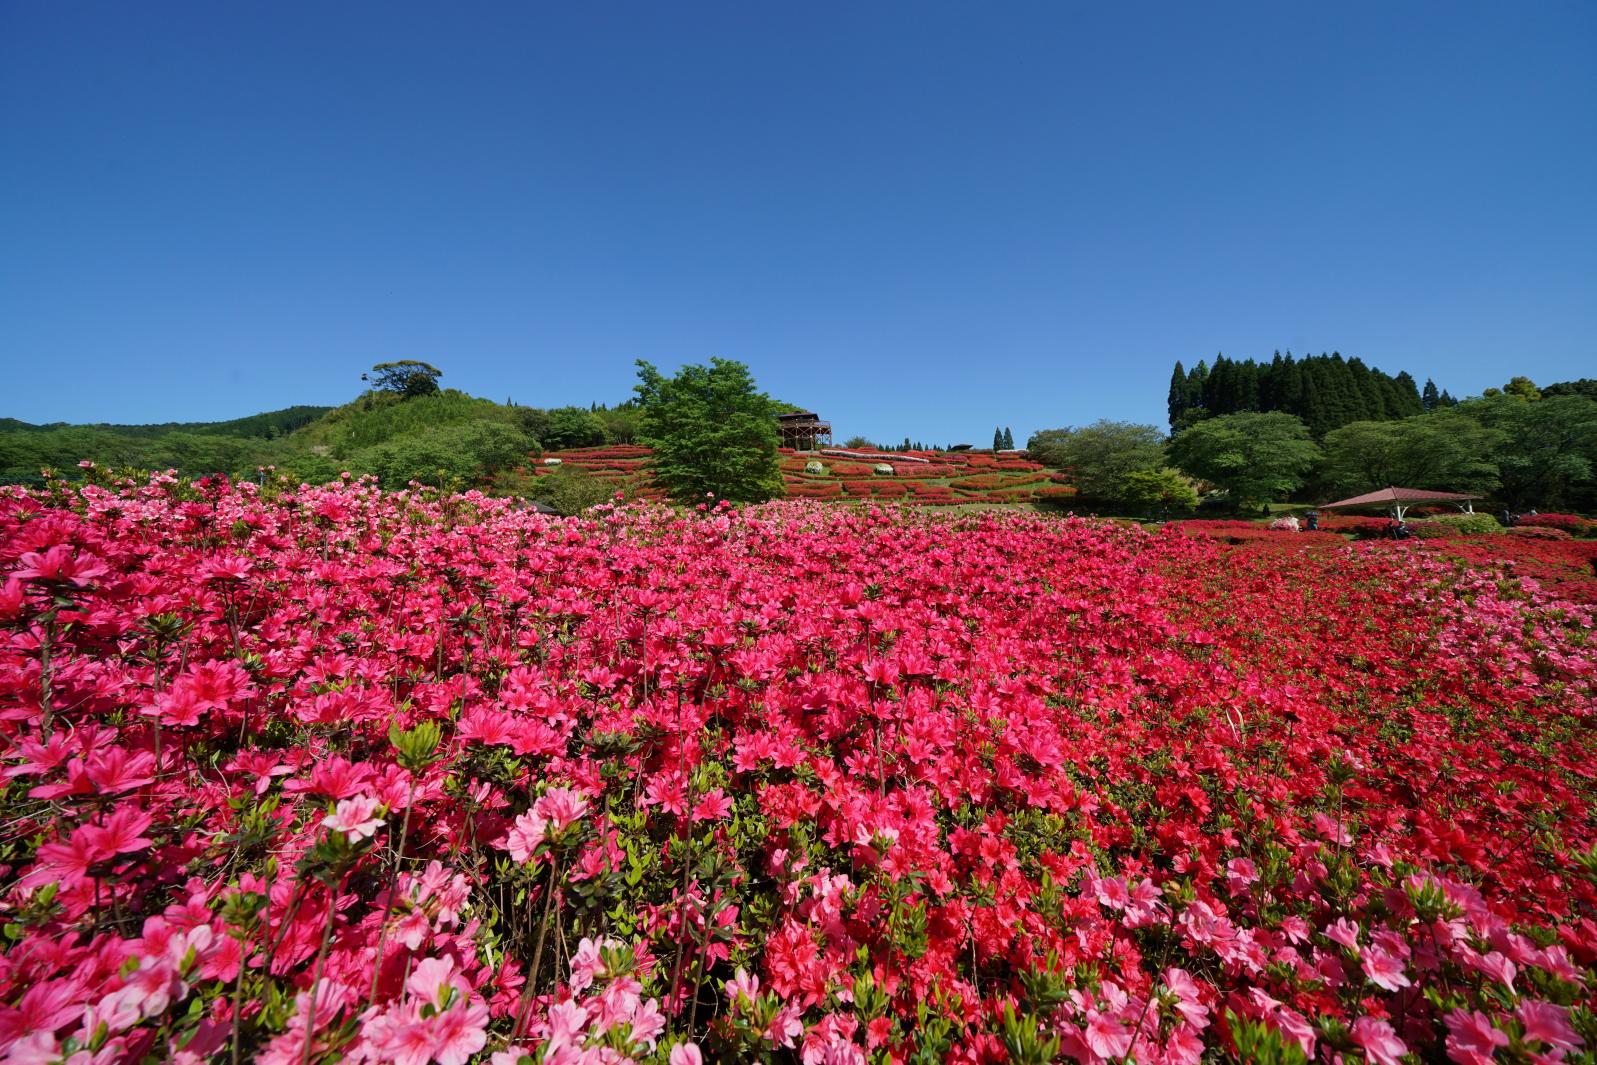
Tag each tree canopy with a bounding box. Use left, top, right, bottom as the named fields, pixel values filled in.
left=1167, top=412, right=1321, bottom=508
left=1167, top=352, right=1425, bottom=436
left=634, top=358, right=785, bottom=504
left=1319, top=413, right=1502, bottom=497
left=1119, top=468, right=1199, bottom=513
left=365, top=360, right=443, bottom=398
left=1026, top=421, right=1165, bottom=503
left=1460, top=393, right=1597, bottom=509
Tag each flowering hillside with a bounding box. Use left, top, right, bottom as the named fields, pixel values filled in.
left=520, top=446, right=1076, bottom=506
left=1, top=478, right=1595, bottom=1064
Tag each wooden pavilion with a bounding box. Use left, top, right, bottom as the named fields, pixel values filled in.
left=1319, top=486, right=1479, bottom=522
left=776, top=410, right=832, bottom=451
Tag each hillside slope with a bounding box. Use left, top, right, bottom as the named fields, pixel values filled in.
left=0, top=405, right=332, bottom=484
left=507, top=444, right=1077, bottom=507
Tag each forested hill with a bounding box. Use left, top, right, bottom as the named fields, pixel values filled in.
left=0, top=406, right=334, bottom=485
left=0, top=390, right=640, bottom=488
left=1168, top=352, right=1440, bottom=436
left=0, top=405, right=332, bottom=440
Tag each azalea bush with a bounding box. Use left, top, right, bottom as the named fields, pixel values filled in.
left=1517, top=513, right=1595, bottom=538
left=1, top=476, right=1594, bottom=1064
left=1315, top=516, right=1397, bottom=540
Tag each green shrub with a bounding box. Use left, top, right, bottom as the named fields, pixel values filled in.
left=528, top=467, right=615, bottom=515
left=1425, top=512, right=1502, bottom=536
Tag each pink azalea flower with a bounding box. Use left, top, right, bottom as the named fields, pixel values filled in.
left=1361, top=946, right=1411, bottom=991
left=501, top=808, right=548, bottom=862
left=1445, top=1010, right=1510, bottom=1065
left=569, top=936, right=606, bottom=994
left=1162, top=968, right=1209, bottom=1030
left=1352, top=1016, right=1407, bottom=1065
left=406, top=956, right=466, bottom=1010
left=1518, top=1000, right=1582, bottom=1055
left=1084, top=1011, right=1132, bottom=1060
left=427, top=998, right=488, bottom=1065
left=321, top=794, right=384, bottom=841
left=1326, top=917, right=1360, bottom=950
left=533, top=785, right=590, bottom=836
left=726, top=966, right=761, bottom=1006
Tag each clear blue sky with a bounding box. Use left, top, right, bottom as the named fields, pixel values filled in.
left=3, top=3, right=1593, bottom=444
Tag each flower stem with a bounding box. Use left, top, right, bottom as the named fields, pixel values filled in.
left=300, top=883, right=339, bottom=1065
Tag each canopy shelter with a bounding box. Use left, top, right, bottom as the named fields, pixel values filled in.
left=1318, top=486, right=1479, bottom=522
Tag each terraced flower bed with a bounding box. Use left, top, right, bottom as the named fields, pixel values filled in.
left=534, top=446, right=1070, bottom=506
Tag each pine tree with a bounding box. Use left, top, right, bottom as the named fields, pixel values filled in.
left=1237, top=360, right=1261, bottom=412
left=1277, top=353, right=1303, bottom=419
left=1002, top=427, right=1014, bottom=449
left=1422, top=378, right=1440, bottom=412
left=1391, top=371, right=1422, bottom=416
left=1168, top=361, right=1188, bottom=431
left=1186, top=361, right=1210, bottom=423
left=993, top=428, right=1003, bottom=451
left=1300, top=362, right=1329, bottom=437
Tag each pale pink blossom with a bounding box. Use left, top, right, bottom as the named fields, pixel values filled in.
left=321, top=795, right=384, bottom=842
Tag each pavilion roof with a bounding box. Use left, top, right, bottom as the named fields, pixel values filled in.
left=1319, top=486, right=1480, bottom=509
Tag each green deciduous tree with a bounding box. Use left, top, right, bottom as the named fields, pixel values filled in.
left=1026, top=421, right=1166, bottom=503
left=1319, top=413, right=1502, bottom=496
left=540, top=407, right=610, bottom=450
left=634, top=358, right=785, bottom=503
left=354, top=421, right=531, bottom=489
left=595, top=405, right=643, bottom=444
left=1167, top=412, right=1321, bottom=508
left=1502, top=376, right=1542, bottom=402
left=1120, top=468, right=1200, bottom=513
left=1542, top=378, right=1597, bottom=401
left=1463, top=393, right=1597, bottom=509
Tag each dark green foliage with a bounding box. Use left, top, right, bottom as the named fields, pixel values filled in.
left=1167, top=361, right=1185, bottom=428
left=364, top=360, right=443, bottom=397
left=1002, top=427, right=1014, bottom=449
left=350, top=420, right=532, bottom=488
left=595, top=405, right=643, bottom=444
left=1461, top=393, right=1597, bottom=509
left=0, top=406, right=334, bottom=483
left=634, top=358, right=784, bottom=504
left=540, top=408, right=610, bottom=450
left=1543, top=378, right=1597, bottom=401
left=1167, top=352, right=1426, bottom=435
left=1319, top=413, right=1503, bottom=496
